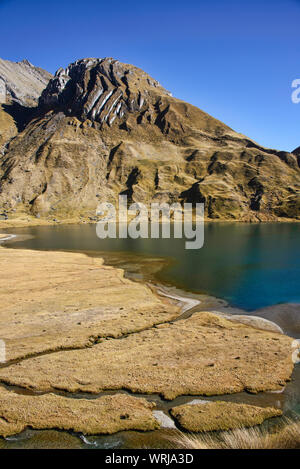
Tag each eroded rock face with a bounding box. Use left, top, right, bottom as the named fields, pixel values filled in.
left=170, top=401, right=282, bottom=432
left=0, top=56, right=299, bottom=221
left=0, top=58, right=52, bottom=106
left=39, top=57, right=171, bottom=126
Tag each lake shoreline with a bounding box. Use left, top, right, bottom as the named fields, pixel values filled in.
left=0, top=230, right=290, bottom=336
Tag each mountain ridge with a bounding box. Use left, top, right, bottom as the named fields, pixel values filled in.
left=0, top=57, right=299, bottom=223
left=0, top=57, right=52, bottom=106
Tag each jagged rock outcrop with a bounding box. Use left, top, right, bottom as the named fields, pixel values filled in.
left=0, top=57, right=299, bottom=221
left=0, top=58, right=52, bottom=106
left=39, top=58, right=172, bottom=125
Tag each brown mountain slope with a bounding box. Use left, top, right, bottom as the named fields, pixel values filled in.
left=0, top=57, right=299, bottom=222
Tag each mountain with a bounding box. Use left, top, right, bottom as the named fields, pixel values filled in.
left=0, top=58, right=52, bottom=107
left=0, top=57, right=299, bottom=222
left=0, top=58, right=52, bottom=156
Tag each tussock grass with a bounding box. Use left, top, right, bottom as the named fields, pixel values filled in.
left=168, top=418, right=300, bottom=449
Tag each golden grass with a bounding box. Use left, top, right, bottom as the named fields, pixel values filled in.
left=168, top=418, right=300, bottom=449
left=170, top=401, right=282, bottom=432
left=0, top=388, right=159, bottom=437
left=0, top=247, right=178, bottom=362
left=0, top=309, right=294, bottom=397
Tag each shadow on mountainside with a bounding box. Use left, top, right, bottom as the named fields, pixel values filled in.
left=2, top=102, right=38, bottom=132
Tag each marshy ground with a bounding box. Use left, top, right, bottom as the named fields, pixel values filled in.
left=0, top=245, right=297, bottom=444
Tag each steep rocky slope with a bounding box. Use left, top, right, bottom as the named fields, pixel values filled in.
left=0, top=58, right=52, bottom=106
left=0, top=57, right=299, bottom=221
left=0, top=58, right=52, bottom=156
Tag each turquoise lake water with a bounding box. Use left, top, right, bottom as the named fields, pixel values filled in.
left=4, top=222, right=300, bottom=312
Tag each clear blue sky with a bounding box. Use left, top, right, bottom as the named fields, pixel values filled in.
left=0, top=0, right=299, bottom=151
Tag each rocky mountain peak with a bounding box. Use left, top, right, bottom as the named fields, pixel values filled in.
left=0, top=57, right=52, bottom=107
left=19, top=59, right=34, bottom=67
left=0, top=56, right=299, bottom=222
left=39, top=57, right=172, bottom=126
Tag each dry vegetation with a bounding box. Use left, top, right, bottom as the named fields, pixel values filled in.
left=0, top=308, right=294, bottom=398
left=0, top=247, right=297, bottom=441
left=0, top=58, right=299, bottom=224
left=169, top=418, right=300, bottom=449
left=0, top=387, right=158, bottom=437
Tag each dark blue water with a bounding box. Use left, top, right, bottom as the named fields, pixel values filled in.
left=4, top=222, right=300, bottom=311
